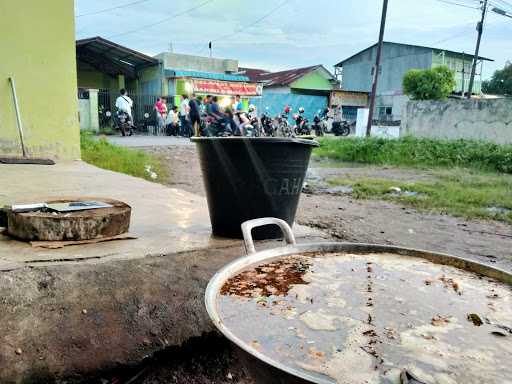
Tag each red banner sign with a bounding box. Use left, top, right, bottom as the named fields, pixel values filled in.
left=192, top=80, right=262, bottom=96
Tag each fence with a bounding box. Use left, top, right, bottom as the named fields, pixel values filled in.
left=97, top=89, right=112, bottom=128
left=92, top=89, right=165, bottom=134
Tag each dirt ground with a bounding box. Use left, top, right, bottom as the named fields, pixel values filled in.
left=133, top=144, right=512, bottom=384
left=144, top=144, right=512, bottom=272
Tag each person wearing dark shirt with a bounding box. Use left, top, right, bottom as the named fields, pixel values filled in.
left=189, top=94, right=201, bottom=137
left=205, top=95, right=213, bottom=115
left=210, top=96, right=223, bottom=119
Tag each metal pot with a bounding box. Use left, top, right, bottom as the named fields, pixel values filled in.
left=205, top=218, right=512, bottom=384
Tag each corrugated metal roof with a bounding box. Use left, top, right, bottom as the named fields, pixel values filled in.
left=244, top=65, right=334, bottom=87
left=76, top=36, right=158, bottom=68
left=258, top=65, right=321, bottom=86
left=335, top=41, right=493, bottom=67
left=237, top=67, right=272, bottom=82
left=165, top=69, right=250, bottom=82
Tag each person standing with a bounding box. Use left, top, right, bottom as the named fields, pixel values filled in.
left=179, top=94, right=190, bottom=137
left=154, top=97, right=165, bottom=135
left=189, top=93, right=201, bottom=137
left=234, top=94, right=243, bottom=112
left=160, top=98, right=168, bottom=135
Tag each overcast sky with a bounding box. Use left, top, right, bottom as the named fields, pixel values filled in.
left=75, top=0, right=512, bottom=79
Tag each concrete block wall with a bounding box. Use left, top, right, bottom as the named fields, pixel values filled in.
left=401, top=99, right=512, bottom=144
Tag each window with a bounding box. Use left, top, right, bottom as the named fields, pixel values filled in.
left=377, top=106, right=393, bottom=121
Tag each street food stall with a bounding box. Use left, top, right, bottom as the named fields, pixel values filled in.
left=165, top=69, right=263, bottom=109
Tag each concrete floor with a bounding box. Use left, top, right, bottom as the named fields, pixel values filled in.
left=0, top=161, right=323, bottom=383
left=0, top=161, right=236, bottom=270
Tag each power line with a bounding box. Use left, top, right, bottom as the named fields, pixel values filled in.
left=490, top=0, right=512, bottom=11
left=212, top=0, right=291, bottom=43
left=431, top=21, right=476, bottom=44
left=76, top=0, right=151, bottom=18
left=107, top=0, right=215, bottom=39
left=192, top=0, right=291, bottom=55
left=431, top=0, right=481, bottom=9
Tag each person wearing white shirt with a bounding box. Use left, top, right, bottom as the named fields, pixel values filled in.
left=115, top=88, right=134, bottom=126
left=179, top=94, right=190, bottom=136
left=165, top=105, right=179, bottom=136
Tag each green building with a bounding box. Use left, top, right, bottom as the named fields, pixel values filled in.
left=0, top=0, right=80, bottom=160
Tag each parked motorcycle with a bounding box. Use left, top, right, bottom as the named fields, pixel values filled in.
left=312, top=111, right=325, bottom=137
left=293, top=107, right=311, bottom=136
left=277, top=107, right=293, bottom=137
left=260, top=110, right=275, bottom=137
left=98, top=105, right=112, bottom=129
left=331, top=120, right=351, bottom=136
left=247, top=105, right=260, bottom=137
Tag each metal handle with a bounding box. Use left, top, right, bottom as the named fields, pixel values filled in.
left=9, top=77, right=27, bottom=157
left=241, top=217, right=296, bottom=255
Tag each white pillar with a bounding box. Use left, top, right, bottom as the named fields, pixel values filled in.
left=88, top=89, right=99, bottom=132
left=355, top=108, right=369, bottom=137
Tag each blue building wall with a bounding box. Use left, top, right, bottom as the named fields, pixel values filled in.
left=250, top=92, right=328, bottom=122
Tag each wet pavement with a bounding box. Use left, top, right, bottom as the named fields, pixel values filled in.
left=0, top=160, right=233, bottom=269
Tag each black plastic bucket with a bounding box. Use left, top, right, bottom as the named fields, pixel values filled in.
left=191, top=137, right=319, bottom=239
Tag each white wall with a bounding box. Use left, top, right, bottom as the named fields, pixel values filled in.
left=401, top=99, right=512, bottom=144
left=355, top=108, right=400, bottom=138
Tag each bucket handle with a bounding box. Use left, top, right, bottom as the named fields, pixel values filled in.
left=241, top=217, right=296, bottom=255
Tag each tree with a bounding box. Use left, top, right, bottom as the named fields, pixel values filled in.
left=482, top=61, right=512, bottom=96
left=402, top=65, right=456, bottom=100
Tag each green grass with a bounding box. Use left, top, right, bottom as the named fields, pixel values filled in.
left=80, top=132, right=168, bottom=182
left=315, top=137, right=512, bottom=174
left=328, top=169, right=512, bottom=223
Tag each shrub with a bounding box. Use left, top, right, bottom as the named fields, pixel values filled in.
left=482, top=61, right=512, bottom=96
left=315, top=137, right=512, bottom=174
left=403, top=65, right=456, bottom=100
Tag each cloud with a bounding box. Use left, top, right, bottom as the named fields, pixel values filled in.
left=75, top=0, right=512, bottom=78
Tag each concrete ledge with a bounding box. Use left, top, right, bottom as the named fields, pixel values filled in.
left=0, top=161, right=325, bottom=382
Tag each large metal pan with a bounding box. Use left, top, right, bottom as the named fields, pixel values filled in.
left=205, top=218, right=512, bottom=384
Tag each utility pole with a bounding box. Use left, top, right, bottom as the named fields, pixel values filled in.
left=169, top=42, right=174, bottom=53
left=461, top=52, right=465, bottom=98
left=208, top=41, right=212, bottom=58
left=467, top=0, right=488, bottom=99
left=367, top=0, right=389, bottom=137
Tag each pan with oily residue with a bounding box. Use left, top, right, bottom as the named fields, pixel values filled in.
left=205, top=218, right=512, bottom=384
